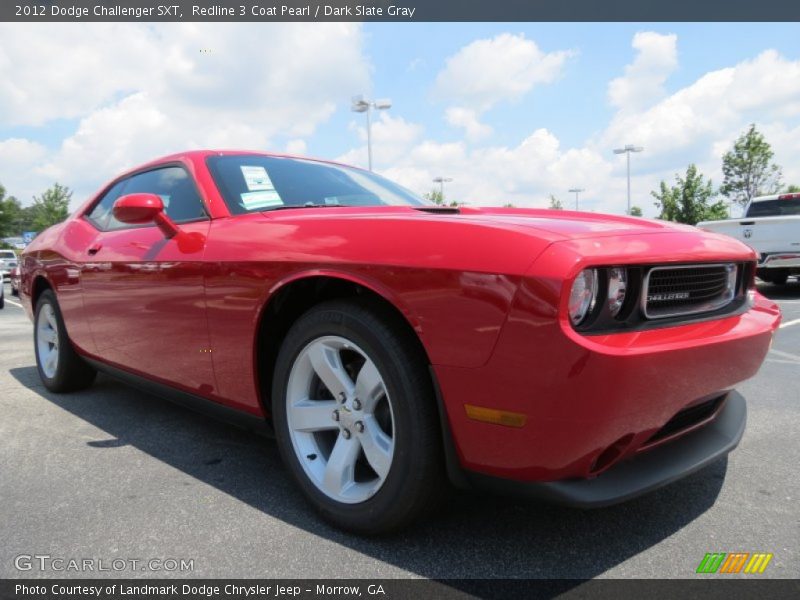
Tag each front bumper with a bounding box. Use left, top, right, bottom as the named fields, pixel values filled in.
left=758, top=252, right=800, bottom=269
left=465, top=391, right=745, bottom=507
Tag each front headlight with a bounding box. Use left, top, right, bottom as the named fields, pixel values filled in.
left=607, top=267, right=627, bottom=317
left=568, top=269, right=598, bottom=325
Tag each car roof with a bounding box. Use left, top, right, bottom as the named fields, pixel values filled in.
left=136, top=149, right=363, bottom=173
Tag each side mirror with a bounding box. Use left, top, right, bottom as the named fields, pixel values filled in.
left=112, top=193, right=180, bottom=239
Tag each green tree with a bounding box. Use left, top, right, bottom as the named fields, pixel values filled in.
left=720, top=124, right=783, bottom=208
left=652, top=164, right=729, bottom=225
left=0, top=184, right=22, bottom=237
left=423, top=188, right=459, bottom=207
left=29, top=183, right=72, bottom=231
left=548, top=194, right=563, bottom=210
left=784, top=184, right=800, bottom=193
left=424, top=188, right=444, bottom=205
left=502, top=202, right=515, bottom=208
left=629, top=205, right=643, bottom=217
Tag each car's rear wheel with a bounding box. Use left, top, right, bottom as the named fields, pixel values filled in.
left=758, top=270, right=789, bottom=285
left=34, top=289, right=97, bottom=392
left=271, top=298, right=446, bottom=534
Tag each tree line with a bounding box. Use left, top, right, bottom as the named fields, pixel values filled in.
left=0, top=183, right=72, bottom=247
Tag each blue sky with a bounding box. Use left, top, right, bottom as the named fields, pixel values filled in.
left=1, top=22, right=799, bottom=216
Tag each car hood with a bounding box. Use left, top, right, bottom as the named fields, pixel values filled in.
left=264, top=205, right=697, bottom=242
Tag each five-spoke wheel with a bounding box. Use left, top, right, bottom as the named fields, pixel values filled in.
left=286, top=335, right=395, bottom=504
left=272, top=299, right=446, bottom=534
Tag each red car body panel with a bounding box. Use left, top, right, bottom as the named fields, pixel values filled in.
left=19, top=150, right=780, bottom=487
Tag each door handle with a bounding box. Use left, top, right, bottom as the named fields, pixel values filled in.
left=87, top=243, right=103, bottom=256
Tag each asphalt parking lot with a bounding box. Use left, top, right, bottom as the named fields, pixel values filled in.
left=0, top=281, right=798, bottom=580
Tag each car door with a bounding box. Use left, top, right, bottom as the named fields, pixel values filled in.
left=79, top=164, right=217, bottom=395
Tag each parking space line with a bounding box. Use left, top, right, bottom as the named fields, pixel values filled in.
left=769, top=348, right=800, bottom=363
left=778, top=318, right=800, bottom=329
left=3, top=298, right=23, bottom=309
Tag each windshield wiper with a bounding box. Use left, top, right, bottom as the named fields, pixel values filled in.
left=262, top=202, right=345, bottom=211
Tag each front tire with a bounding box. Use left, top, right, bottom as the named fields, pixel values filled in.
left=34, top=289, right=97, bottom=392
left=272, top=299, right=446, bottom=534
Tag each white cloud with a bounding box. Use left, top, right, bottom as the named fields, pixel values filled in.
left=4, top=26, right=800, bottom=223
left=285, top=139, right=308, bottom=155
left=338, top=113, right=424, bottom=168
left=0, top=139, right=49, bottom=202
left=360, top=37, right=800, bottom=218
left=433, top=33, right=572, bottom=111
left=608, top=32, right=677, bottom=112
left=0, top=24, right=161, bottom=127
left=445, top=107, right=493, bottom=141
left=602, top=49, right=800, bottom=164
left=0, top=23, right=369, bottom=205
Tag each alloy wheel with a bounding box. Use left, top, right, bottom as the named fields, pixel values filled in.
left=285, top=335, right=395, bottom=504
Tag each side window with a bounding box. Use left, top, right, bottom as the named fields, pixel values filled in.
left=86, top=180, right=129, bottom=231
left=123, top=167, right=207, bottom=223
left=85, top=166, right=206, bottom=231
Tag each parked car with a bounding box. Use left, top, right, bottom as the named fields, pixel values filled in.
left=9, top=266, right=20, bottom=296
left=19, top=151, right=780, bottom=533
left=0, top=271, right=4, bottom=309
left=0, top=249, right=18, bottom=276
left=698, top=192, right=800, bottom=285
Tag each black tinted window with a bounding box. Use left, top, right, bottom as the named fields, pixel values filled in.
left=207, top=155, right=426, bottom=215
left=746, top=199, right=800, bottom=217
left=86, top=167, right=206, bottom=231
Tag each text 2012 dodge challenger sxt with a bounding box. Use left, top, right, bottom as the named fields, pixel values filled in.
left=20, top=151, right=780, bottom=533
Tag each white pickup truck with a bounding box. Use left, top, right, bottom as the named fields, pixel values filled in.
left=698, top=192, right=800, bottom=285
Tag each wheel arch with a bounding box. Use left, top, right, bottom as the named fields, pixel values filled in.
left=254, top=271, right=432, bottom=417
left=31, top=273, right=54, bottom=307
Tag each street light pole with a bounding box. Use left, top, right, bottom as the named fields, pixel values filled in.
left=351, top=95, right=392, bottom=171
left=613, top=144, right=644, bottom=214
left=433, top=176, right=453, bottom=201
left=568, top=188, right=585, bottom=211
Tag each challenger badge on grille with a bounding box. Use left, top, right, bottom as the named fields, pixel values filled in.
left=647, top=291, right=691, bottom=302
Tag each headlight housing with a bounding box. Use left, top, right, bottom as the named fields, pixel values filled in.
left=568, top=269, right=598, bottom=325
left=607, top=267, right=627, bottom=317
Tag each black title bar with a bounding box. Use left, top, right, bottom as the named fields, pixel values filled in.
left=3, top=579, right=800, bottom=600
left=4, top=0, right=800, bottom=22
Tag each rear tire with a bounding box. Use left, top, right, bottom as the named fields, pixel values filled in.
left=766, top=274, right=788, bottom=285
left=271, top=298, right=446, bottom=534
left=34, top=289, right=97, bottom=392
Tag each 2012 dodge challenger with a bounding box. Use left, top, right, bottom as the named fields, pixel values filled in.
left=19, top=151, right=781, bottom=533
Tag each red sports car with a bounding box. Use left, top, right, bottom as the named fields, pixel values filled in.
left=19, top=150, right=780, bottom=533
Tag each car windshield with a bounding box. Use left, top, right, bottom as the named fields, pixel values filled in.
left=746, top=198, right=800, bottom=217
left=0, top=251, right=16, bottom=259
left=207, top=155, right=429, bottom=214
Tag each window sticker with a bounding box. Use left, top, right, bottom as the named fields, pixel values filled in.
left=240, top=165, right=275, bottom=192
left=241, top=190, right=284, bottom=210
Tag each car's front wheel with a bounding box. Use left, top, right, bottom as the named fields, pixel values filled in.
left=34, top=289, right=97, bottom=392
left=272, top=299, right=446, bottom=534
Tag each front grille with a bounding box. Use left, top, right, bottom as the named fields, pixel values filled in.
left=646, top=395, right=726, bottom=445
left=642, top=263, right=737, bottom=319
